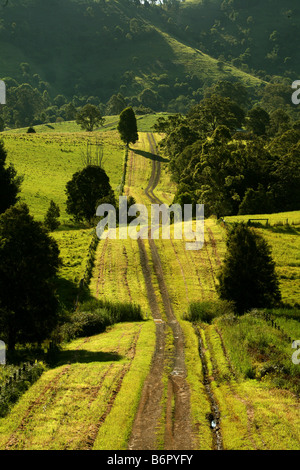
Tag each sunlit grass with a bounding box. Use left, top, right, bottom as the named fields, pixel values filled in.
left=2, top=130, right=124, bottom=223
left=0, top=321, right=155, bottom=450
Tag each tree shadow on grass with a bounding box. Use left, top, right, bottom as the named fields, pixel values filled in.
left=131, top=147, right=169, bottom=163
left=51, top=349, right=123, bottom=367
left=259, top=224, right=300, bottom=236
left=55, top=276, right=79, bottom=311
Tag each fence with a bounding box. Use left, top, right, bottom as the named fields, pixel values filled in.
left=262, top=311, right=295, bottom=344
left=0, top=361, right=42, bottom=394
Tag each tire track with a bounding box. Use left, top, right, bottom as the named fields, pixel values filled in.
left=83, top=325, right=143, bottom=450
left=128, top=238, right=166, bottom=450
left=122, top=246, right=132, bottom=301
left=129, top=133, right=197, bottom=450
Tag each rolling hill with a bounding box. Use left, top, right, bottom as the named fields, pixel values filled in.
left=1, top=0, right=298, bottom=112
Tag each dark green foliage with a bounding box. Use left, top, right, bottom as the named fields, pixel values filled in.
left=76, top=104, right=105, bottom=132
left=188, top=94, right=245, bottom=133
left=0, top=204, right=62, bottom=350
left=44, top=200, right=60, bottom=231
left=65, top=165, right=115, bottom=224
left=106, top=93, right=127, bottom=115
left=159, top=96, right=300, bottom=216
left=0, top=362, right=45, bottom=418
left=0, top=141, right=23, bottom=215
left=217, top=223, right=282, bottom=315
left=0, top=0, right=299, bottom=127
left=245, top=106, right=270, bottom=136
left=183, top=300, right=234, bottom=324
left=60, top=299, right=143, bottom=342
left=117, top=107, right=138, bottom=146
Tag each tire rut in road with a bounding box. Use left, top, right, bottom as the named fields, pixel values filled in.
left=129, top=133, right=197, bottom=450
left=128, top=238, right=166, bottom=450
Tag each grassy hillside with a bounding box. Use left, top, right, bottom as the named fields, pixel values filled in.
left=0, top=124, right=299, bottom=450
left=0, top=0, right=277, bottom=109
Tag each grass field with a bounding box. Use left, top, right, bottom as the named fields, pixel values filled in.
left=0, top=321, right=155, bottom=450
left=2, top=130, right=124, bottom=223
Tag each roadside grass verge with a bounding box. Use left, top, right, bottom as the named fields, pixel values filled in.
left=58, top=298, right=144, bottom=344
left=180, top=320, right=213, bottom=449
left=191, top=314, right=300, bottom=450
left=52, top=228, right=94, bottom=308
left=214, top=310, right=300, bottom=393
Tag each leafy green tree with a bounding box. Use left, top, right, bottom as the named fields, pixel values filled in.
left=62, top=102, right=77, bottom=121
left=0, top=140, right=23, bottom=215
left=204, top=80, right=250, bottom=109
left=0, top=204, right=61, bottom=350
left=44, top=200, right=61, bottom=231
left=65, top=165, right=115, bottom=224
left=106, top=94, right=127, bottom=115
left=245, top=106, right=270, bottom=136
left=117, top=107, right=138, bottom=146
left=139, top=88, right=158, bottom=110
left=9, top=84, right=44, bottom=127
left=76, top=104, right=105, bottom=131
left=217, top=223, right=281, bottom=315
left=188, top=94, right=245, bottom=134
left=267, top=109, right=291, bottom=136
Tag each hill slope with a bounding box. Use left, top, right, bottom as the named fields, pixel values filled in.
left=0, top=0, right=281, bottom=106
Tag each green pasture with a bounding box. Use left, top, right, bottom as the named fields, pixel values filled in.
left=1, top=130, right=125, bottom=223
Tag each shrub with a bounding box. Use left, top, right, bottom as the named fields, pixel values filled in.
left=183, top=300, right=234, bottom=324
left=59, top=299, right=143, bottom=342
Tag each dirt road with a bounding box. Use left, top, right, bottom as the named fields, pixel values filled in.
left=128, top=133, right=197, bottom=450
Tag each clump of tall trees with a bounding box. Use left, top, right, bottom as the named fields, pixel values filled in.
left=154, top=82, right=300, bottom=218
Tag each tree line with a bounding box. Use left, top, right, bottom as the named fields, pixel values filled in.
left=154, top=81, right=300, bottom=218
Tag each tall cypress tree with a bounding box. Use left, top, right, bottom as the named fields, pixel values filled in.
left=217, top=223, right=281, bottom=314
left=117, top=107, right=138, bottom=147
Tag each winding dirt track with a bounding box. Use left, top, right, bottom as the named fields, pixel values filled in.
left=128, top=133, right=197, bottom=450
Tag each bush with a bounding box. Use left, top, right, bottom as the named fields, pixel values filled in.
left=183, top=300, right=234, bottom=324
left=60, top=309, right=111, bottom=341
left=59, top=298, right=143, bottom=342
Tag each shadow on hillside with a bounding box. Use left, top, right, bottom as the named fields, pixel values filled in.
left=52, top=349, right=123, bottom=367
left=131, top=147, right=169, bottom=163
left=55, top=277, right=79, bottom=311
left=259, top=224, right=300, bottom=236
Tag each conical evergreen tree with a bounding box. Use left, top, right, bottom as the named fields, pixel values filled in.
left=217, top=223, right=281, bottom=314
